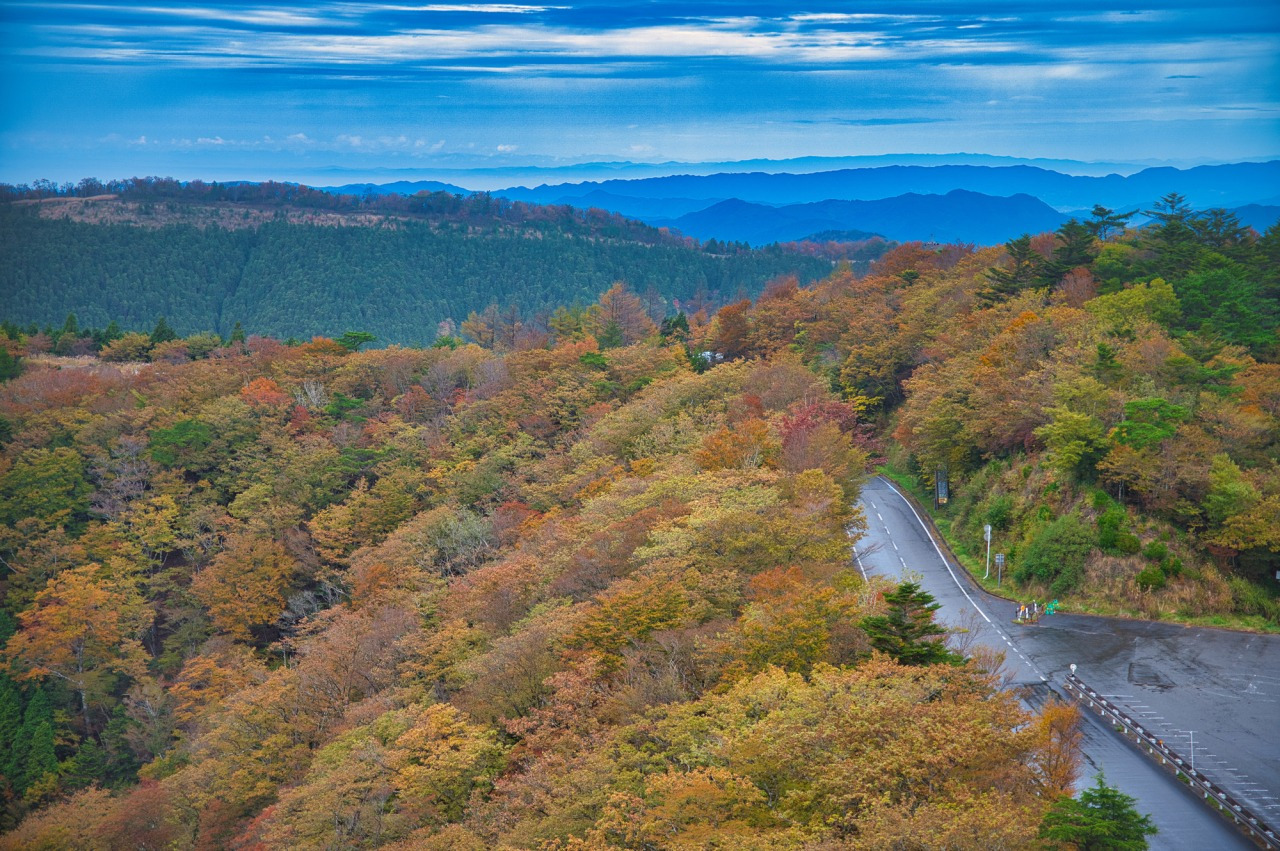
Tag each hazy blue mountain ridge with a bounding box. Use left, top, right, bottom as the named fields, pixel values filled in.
left=653, top=191, right=1069, bottom=246
left=494, top=161, right=1280, bottom=213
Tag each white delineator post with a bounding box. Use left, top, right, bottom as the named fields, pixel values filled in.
left=984, top=524, right=992, bottom=579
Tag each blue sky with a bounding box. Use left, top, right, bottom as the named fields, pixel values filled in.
left=2, top=1, right=1278, bottom=187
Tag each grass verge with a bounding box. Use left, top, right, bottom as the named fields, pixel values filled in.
left=873, top=465, right=1279, bottom=634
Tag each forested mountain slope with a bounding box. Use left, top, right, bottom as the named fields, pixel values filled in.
left=0, top=188, right=1275, bottom=848
left=692, top=198, right=1280, bottom=625
left=0, top=190, right=834, bottom=344
left=0, top=328, right=1077, bottom=847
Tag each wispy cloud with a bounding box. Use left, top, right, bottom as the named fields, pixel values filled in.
left=3, top=1, right=1278, bottom=179
left=398, top=4, right=569, bottom=12
left=18, top=2, right=1265, bottom=74
left=789, top=117, right=948, bottom=126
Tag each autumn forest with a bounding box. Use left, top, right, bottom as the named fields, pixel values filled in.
left=0, top=190, right=1277, bottom=848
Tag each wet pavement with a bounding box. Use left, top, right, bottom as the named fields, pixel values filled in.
left=855, top=475, right=1279, bottom=850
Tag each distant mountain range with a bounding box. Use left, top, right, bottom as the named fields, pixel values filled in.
left=1230, top=205, right=1280, bottom=233
left=324, top=179, right=471, bottom=197
left=317, top=160, right=1280, bottom=247
left=496, top=161, right=1280, bottom=213
left=658, top=191, right=1071, bottom=246
left=309, top=151, right=1268, bottom=190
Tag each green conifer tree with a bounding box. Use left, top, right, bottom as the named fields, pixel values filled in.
left=980, top=234, right=1040, bottom=304
left=859, top=582, right=963, bottom=666
left=13, top=688, right=54, bottom=790
left=150, top=315, right=178, bottom=344
left=1039, top=773, right=1157, bottom=850
left=0, top=346, right=20, bottom=382
left=101, top=705, right=141, bottom=786
left=0, top=677, right=22, bottom=788
left=65, top=736, right=108, bottom=790
left=22, top=720, right=58, bottom=795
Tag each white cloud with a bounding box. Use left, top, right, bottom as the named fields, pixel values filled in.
left=790, top=13, right=932, bottom=24
left=395, top=4, right=568, bottom=12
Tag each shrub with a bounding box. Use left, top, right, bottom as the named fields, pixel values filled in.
left=1136, top=565, right=1166, bottom=591
left=1142, top=541, right=1169, bottom=562
left=579, top=351, right=609, bottom=370
left=1229, top=577, right=1280, bottom=623
left=1015, top=513, right=1096, bottom=595
left=1098, top=505, right=1140, bottom=554
left=985, top=495, right=1013, bottom=531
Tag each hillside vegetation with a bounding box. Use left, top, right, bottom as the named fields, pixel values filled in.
left=695, top=197, right=1279, bottom=626
left=0, top=189, right=1275, bottom=847
left=0, top=324, right=1083, bottom=847
left=0, top=178, right=838, bottom=343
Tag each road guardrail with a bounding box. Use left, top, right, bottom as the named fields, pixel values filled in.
left=1063, top=672, right=1277, bottom=849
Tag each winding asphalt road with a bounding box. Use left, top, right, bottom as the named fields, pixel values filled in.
left=855, top=475, right=1280, bottom=850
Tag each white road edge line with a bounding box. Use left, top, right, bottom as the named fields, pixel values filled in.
left=879, top=477, right=993, bottom=626
left=853, top=548, right=867, bottom=582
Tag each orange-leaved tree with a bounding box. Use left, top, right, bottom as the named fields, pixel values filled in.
left=4, top=561, right=150, bottom=732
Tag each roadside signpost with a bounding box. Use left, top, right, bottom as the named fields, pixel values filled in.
left=995, top=553, right=1005, bottom=588
left=984, top=524, right=992, bottom=579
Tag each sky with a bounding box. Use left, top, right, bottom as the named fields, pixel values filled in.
left=1, top=1, right=1278, bottom=188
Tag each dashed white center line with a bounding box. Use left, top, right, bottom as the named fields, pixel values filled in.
left=875, top=478, right=1054, bottom=685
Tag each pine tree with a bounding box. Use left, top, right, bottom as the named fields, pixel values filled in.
left=65, top=736, right=108, bottom=790
left=102, top=705, right=141, bottom=786
left=0, top=677, right=22, bottom=788
left=659, top=312, right=690, bottom=341
left=337, top=330, right=376, bottom=352
left=22, top=720, right=58, bottom=795
left=1142, top=193, right=1199, bottom=278
left=596, top=320, right=625, bottom=349
left=229, top=320, right=246, bottom=345
left=150, top=315, right=178, bottom=344
left=859, top=582, right=962, bottom=666
left=980, top=234, right=1040, bottom=304
left=1085, top=205, right=1132, bottom=241
left=1039, top=220, right=1099, bottom=286
left=14, top=687, right=54, bottom=792
left=0, top=346, right=19, bottom=382
left=1039, top=773, right=1157, bottom=850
